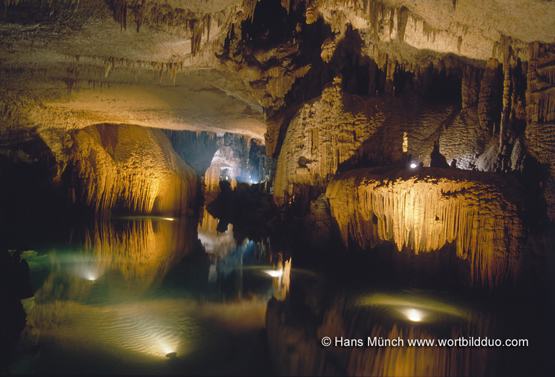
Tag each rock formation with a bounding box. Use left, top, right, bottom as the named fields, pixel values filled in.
left=273, top=77, right=495, bottom=206
left=0, top=1, right=554, bottom=374
left=326, top=167, right=527, bottom=288
left=525, top=43, right=555, bottom=220
left=40, top=123, right=197, bottom=216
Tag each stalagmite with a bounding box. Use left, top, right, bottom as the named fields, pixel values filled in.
left=326, top=167, right=527, bottom=288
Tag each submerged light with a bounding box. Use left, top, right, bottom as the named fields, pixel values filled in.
left=403, top=308, right=425, bottom=322
left=264, top=269, right=283, bottom=278
left=410, top=163, right=418, bottom=169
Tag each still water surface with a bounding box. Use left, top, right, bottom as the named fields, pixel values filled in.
left=19, top=209, right=278, bottom=375
left=13, top=208, right=553, bottom=376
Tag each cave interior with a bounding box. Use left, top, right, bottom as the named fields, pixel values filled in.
left=1, top=0, right=555, bottom=375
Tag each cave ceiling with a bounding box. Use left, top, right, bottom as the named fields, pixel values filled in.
left=1, top=0, right=554, bottom=142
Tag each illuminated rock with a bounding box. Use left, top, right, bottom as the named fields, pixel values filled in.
left=326, top=167, right=527, bottom=288
left=40, top=123, right=197, bottom=216
left=525, top=43, right=555, bottom=221
left=0, top=1, right=266, bottom=139
left=273, top=79, right=492, bottom=206
left=273, top=77, right=380, bottom=206
left=309, top=0, right=554, bottom=63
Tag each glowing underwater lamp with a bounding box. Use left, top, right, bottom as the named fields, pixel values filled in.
left=403, top=308, right=425, bottom=322
left=264, top=269, right=283, bottom=278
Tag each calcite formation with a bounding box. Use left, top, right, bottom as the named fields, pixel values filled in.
left=311, top=0, right=554, bottom=63
left=273, top=78, right=379, bottom=206
left=40, top=123, right=197, bottom=216
left=525, top=43, right=555, bottom=220
left=326, top=167, right=526, bottom=288
left=273, top=78, right=494, bottom=206
left=0, top=0, right=266, bottom=139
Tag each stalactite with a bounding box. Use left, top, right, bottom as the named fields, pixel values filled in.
left=132, top=0, right=145, bottom=32
left=63, top=78, right=78, bottom=94
left=326, top=167, right=526, bottom=288
left=280, top=0, right=291, bottom=14
left=384, top=58, right=396, bottom=95
left=243, top=0, right=259, bottom=22
left=396, top=6, right=409, bottom=42
left=190, top=19, right=204, bottom=55
left=58, top=53, right=190, bottom=84
left=205, top=13, right=210, bottom=42
left=112, top=0, right=128, bottom=31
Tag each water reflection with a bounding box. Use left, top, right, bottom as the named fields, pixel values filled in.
left=22, top=215, right=272, bottom=375
left=197, top=207, right=270, bottom=288
left=350, top=291, right=471, bottom=324
left=32, top=217, right=196, bottom=305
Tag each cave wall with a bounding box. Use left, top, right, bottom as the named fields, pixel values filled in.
left=273, top=75, right=496, bottom=206
left=39, top=123, right=197, bottom=216
left=524, top=43, right=555, bottom=220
